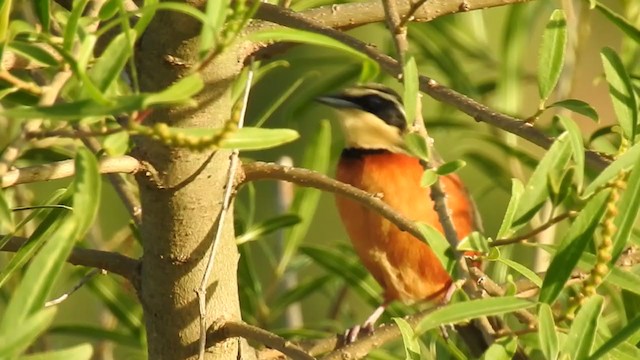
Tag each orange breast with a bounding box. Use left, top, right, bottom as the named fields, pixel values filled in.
left=335, top=150, right=475, bottom=303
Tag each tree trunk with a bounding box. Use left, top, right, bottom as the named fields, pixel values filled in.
left=133, top=5, right=245, bottom=359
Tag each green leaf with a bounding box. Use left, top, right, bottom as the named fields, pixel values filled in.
left=403, top=133, right=429, bottom=160
left=480, top=337, right=518, bottom=360
left=415, top=297, right=534, bottom=335
left=436, top=160, right=466, bottom=176
left=594, top=2, right=640, bottom=45
left=0, top=187, right=12, bottom=232
left=0, top=308, right=57, bottom=358
left=547, top=99, right=599, bottom=122
left=18, top=343, right=93, bottom=360
left=538, top=303, right=559, bottom=360
left=142, top=73, right=204, bottom=107
left=70, top=149, right=101, bottom=237
left=220, top=127, right=299, bottom=151
left=236, top=214, right=301, bottom=245
left=513, top=133, right=572, bottom=227
left=199, top=0, right=229, bottom=58
left=63, top=0, right=89, bottom=52
left=539, top=190, right=611, bottom=304
left=497, top=178, right=524, bottom=238
left=611, top=154, right=640, bottom=260
left=88, top=30, right=135, bottom=93
left=86, top=277, right=142, bottom=336
left=98, top=0, right=119, bottom=20
left=457, top=231, right=489, bottom=253
left=495, top=257, right=542, bottom=288
left=276, top=120, right=331, bottom=276
left=563, top=295, right=603, bottom=360
left=33, top=0, right=50, bottom=33
left=393, top=318, right=421, bottom=360
left=557, top=115, right=585, bottom=189
left=420, top=169, right=438, bottom=188
left=601, top=47, right=638, bottom=143
left=538, top=10, right=567, bottom=102
left=417, top=223, right=455, bottom=275
left=403, top=56, right=419, bottom=125
left=586, top=141, right=640, bottom=195
left=588, top=314, right=640, bottom=360
left=248, top=28, right=378, bottom=73
left=272, top=275, right=332, bottom=316
left=8, top=41, right=59, bottom=67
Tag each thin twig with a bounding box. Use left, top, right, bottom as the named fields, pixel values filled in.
left=490, top=212, right=578, bottom=247
left=208, top=320, right=314, bottom=360
left=0, top=70, right=43, bottom=95
left=45, top=269, right=105, bottom=307
left=381, top=0, right=408, bottom=65
left=240, top=161, right=427, bottom=244
left=27, top=126, right=125, bottom=139
left=196, top=63, right=254, bottom=359
left=1, top=156, right=141, bottom=188
left=0, top=236, right=140, bottom=288
left=398, top=0, right=430, bottom=27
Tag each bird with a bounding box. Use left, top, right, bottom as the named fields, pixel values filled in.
left=317, top=83, right=479, bottom=343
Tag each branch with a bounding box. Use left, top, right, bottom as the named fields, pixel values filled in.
left=207, top=321, right=314, bottom=360
left=1, top=155, right=141, bottom=188
left=251, top=2, right=611, bottom=172
left=0, top=236, right=140, bottom=288
left=240, top=161, right=427, bottom=244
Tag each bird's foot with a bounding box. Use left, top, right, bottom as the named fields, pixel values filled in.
left=343, top=321, right=375, bottom=344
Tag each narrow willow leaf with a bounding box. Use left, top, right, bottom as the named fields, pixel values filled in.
left=480, top=337, right=518, bottom=360
left=86, top=277, right=142, bottom=335
left=142, top=73, right=204, bottom=107
left=539, top=190, right=611, bottom=304
left=63, top=0, right=89, bottom=52
left=538, top=10, right=567, bottom=102
left=33, top=0, right=50, bottom=32
left=0, top=188, right=12, bottom=232
left=220, top=128, right=299, bottom=151
left=236, top=214, right=301, bottom=245
left=588, top=315, right=640, bottom=360
left=547, top=99, right=599, bottom=122
left=457, top=231, right=490, bottom=253
left=563, top=295, right=603, bottom=360
left=272, top=275, right=332, bottom=315
left=538, top=304, right=559, bottom=360
left=71, top=149, right=101, bottom=237
left=601, top=47, right=638, bottom=143
left=50, top=325, right=141, bottom=347
left=393, top=318, right=421, bottom=360
left=611, top=155, right=640, bottom=259
left=420, top=169, right=438, bottom=188
left=248, top=28, right=378, bottom=72
left=436, top=160, right=466, bottom=176
left=415, top=297, right=534, bottom=335
left=586, top=141, right=640, bottom=195
left=199, top=0, right=229, bottom=58
left=557, top=115, right=585, bottom=189
left=403, top=133, right=429, bottom=160
left=0, top=308, right=57, bottom=358
left=403, top=56, right=419, bottom=125
left=18, top=343, right=93, bottom=360
left=8, top=41, right=59, bottom=67
left=594, top=2, right=640, bottom=45
left=88, top=30, right=135, bottom=92
left=496, top=257, right=542, bottom=287
left=513, top=133, right=572, bottom=227
left=277, top=120, right=331, bottom=275
left=497, top=178, right=524, bottom=238
left=417, top=223, right=455, bottom=275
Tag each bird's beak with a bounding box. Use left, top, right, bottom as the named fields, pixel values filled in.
left=315, top=95, right=355, bottom=109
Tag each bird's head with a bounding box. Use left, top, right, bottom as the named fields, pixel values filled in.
left=317, top=84, right=407, bottom=153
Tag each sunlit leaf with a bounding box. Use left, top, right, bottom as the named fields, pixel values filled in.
left=480, top=337, right=517, bottom=360
left=601, top=47, right=638, bottom=143
left=563, top=295, right=603, bottom=360
left=611, top=155, right=640, bottom=260
left=557, top=115, right=585, bottom=189
left=236, top=214, right=301, bottom=245
left=436, top=160, right=466, bottom=176
left=415, top=297, right=534, bottom=335
left=403, top=56, right=419, bottom=125
left=0, top=308, right=57, bottom=358
left=88, top=30, right=135, bottom=93
left=547, top=99, right=599, bottom=122
left=403, top=133, right=429, bottom=160
left=538, top=10, right=567, bottom=102
left=393, top=318, right=421, bottom=360
left=585, top=141, right=640, bottom=195
left=539, top=190, right=611, bottom=304
left=220, top=128, right=299, bottom=151
left=538, top=303, right=559, bottom=360
left=496, top=178, right=524, bottom=238
left=18, top=343, right=93, bottom=360
left=417, top=223, right=455, bottom=275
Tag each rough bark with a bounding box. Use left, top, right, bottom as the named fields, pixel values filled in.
left=133, top=5, right=246, bottom=359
